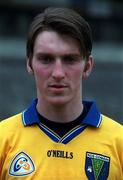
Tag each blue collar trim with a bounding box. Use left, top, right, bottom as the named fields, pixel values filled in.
left=38, top=122, right=87, bottom=144
left=22, top=99, right=102, bottom=128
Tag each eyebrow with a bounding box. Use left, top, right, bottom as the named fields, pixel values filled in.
left=35, top=52, right=82, bottom=58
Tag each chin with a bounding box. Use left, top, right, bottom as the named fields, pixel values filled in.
left=47, top=97, right=71, bottom=106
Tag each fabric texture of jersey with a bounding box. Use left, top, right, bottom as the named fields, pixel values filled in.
left=0, top=99, right=123, bottom=180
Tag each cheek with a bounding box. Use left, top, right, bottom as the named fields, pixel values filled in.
left=33, top=63, right=50, bottom=79
left=69, top=66, right=84, bottom=90
left=70, top=67, right=83, bottom=81
left=34, top=72, right=47, bottom=93
left=32, top=67, right=49, bottom=89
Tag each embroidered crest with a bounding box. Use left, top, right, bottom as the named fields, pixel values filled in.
left=9, top=151, right=35, bottom=176
left=85, top=152, right=110, bottom=180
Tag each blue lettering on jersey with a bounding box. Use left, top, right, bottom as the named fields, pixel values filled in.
left=85, top=152, right=110, bottom=180
left=9, top=151, right=35, bottom=176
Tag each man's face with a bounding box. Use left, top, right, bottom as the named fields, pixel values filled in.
left=27, top=31, right=93, bottom=106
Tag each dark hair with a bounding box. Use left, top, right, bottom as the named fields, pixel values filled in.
left=26, top=7, right=92, bottom=59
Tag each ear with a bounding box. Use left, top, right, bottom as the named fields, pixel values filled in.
left=27, top=58, right=34, bottom=75
left=82, top=55, right=94, bottom=79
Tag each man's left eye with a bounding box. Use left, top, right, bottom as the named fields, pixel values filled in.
left=63, top=56, right=80, bottom=64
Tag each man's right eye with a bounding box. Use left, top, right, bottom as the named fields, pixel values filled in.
left=37, top=55, right=54, bottom=64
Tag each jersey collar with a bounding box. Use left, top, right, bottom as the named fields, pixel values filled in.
left=22, top=99, right=102, bottom=128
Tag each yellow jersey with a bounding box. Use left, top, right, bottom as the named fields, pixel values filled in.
left=0, top=99, right=123, bottom=179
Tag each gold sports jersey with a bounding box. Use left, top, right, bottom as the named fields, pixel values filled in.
left=0, top=99, right=123, bottom=180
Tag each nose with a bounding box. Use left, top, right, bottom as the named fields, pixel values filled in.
left=52, top=59, right=65, bottom=80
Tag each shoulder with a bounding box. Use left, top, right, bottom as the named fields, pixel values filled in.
left=101, top=114, right=122, bottom=129
left=0, top=113, right=22, bottom=135
left=101, top=114, right=123, bottom=139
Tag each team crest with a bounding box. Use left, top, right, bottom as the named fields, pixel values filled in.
left=85, top=152, right=110, bottom=180
left=9, top=151, right=35, bottom=176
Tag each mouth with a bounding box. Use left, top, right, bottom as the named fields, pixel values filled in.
left=49, top=85, right=67, bottom=88
left=48, top=84, right=68, bottom=93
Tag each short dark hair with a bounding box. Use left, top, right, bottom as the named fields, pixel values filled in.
left=26, top=7, right=92, bottom=59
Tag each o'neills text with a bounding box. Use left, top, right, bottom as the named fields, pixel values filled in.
left=47, top=150, right=73, bottom=159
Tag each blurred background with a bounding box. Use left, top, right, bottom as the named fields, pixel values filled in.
left=0, top=0, right=123, bottom=124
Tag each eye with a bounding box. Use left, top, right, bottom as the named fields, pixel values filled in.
left=37, top=55, right=54, bottom=64
left=63, top=55, right=81, bottom=64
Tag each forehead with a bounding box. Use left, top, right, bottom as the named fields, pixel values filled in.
left=33, top=31, right=81, bottom=55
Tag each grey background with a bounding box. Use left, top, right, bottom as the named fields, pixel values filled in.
left=0, top=0, right=123, bottom=124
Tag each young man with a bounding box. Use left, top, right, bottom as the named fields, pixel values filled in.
left=0, top=7, right=123, bottom=179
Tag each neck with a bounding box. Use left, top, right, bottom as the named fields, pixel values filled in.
left=36, top=99, right=83, bottom=123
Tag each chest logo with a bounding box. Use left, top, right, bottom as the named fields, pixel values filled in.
left=9, top=151, right=35, bottom=176
left=85, top=152, right=110, bottom=180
